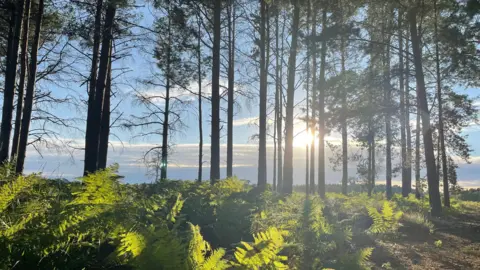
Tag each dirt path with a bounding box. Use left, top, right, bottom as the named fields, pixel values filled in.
left=368, top=206, right=480, bottom=269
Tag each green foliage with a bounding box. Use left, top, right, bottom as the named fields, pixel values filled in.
left=367, top=201, right=403, bottom=234
left=402, top=212, right=435, bottom=234
left=434, top=240, right=443, bottom=248
left=232, top=227, right=288, bottom=269
left=10, top=165, right=476, bottom=269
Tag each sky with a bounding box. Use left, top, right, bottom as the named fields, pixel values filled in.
left=22, top=2, right=480, bottom=188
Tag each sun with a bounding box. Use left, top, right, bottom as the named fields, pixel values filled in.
left=293, top=129, right=315, bottom=147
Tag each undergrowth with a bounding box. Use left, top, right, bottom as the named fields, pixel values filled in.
left=0, top=165, right=474, bottom=269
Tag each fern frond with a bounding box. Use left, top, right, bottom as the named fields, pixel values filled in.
left=0, top=175, right=37, bottom=213
left=117, top=231, right=146, bottom=258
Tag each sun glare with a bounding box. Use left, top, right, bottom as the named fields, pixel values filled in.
left=293, top=129, right=315, bottom=147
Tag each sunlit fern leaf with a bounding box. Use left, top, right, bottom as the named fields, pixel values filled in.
left=167, top=193, right=184, bottom=223
left=200, top=248, right=229, bottom=270
left=71, top=166, right=121, bottom=206
left=186, top=222, right=210, bottom=268
left=367, top=201, right=402, bottom=234
left=232, top=227, right=288, bottom=269
left=117, top=231, right=146, bottom=259
left=0, top=175, right=38, bottom=213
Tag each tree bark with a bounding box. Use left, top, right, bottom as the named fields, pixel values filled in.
left=89, top=3, right=115, bottom=174
left=258, top=0, right=267, bottom=190
left=197, top=18, right=203, bottom=183
left=408, top=5, right=442, bottom=215
left=399, top=13, right=409, bottom=197
left=282, top=0, right=300, bottom=194
left=83, top=0, right=104, bottom=175
left=210, top=0, right=221, bottom=183
left=340, top=23, right=348, bottom=196
left=433, top=0, right=450, bottom=207
left=98, top=51, right=112, bottom=170
left=161, top=8, right=172, bottom=181
left=275, top=9, right=283, bottom=191
left=15, top=0, right=43, bottom=174
left=309, top=2, right=317, bottom=194
left=317, top=8, right=327, bottom=198
left=226, top=0, right=235, bottom=178
left=305, top=2, right=311, bottom=194
left=1, top=0, right=24, bottom=164
left=405, top=27, right=413, bottom=196
left=384, top=18, right=393, bottom=200
left=11, top=0, right=31, bottom=161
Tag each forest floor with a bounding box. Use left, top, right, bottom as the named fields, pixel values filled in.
left=365, top=202, right=480, bottom=270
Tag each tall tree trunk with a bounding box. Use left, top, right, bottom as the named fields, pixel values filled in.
left=384, top=19, right=393, bottom=199
left=399, top=13, right=408, bottom=197
left=433, top=0, right=450, bottom=207
left=309, top=2, right=316, bottom=193
left=83, top=0, right=104, bottom=175
left=226, top=0, right=235, bottom=178
left=1, top=0, right=24, bottom=164
left=197, top=18, right=203, bottom=183
left=282, top=0, right=300, bottom=194
left=210, top=0, right=221, bottom=183
left=98, top=51, right=112, bottom=170
left=15, top=0, right=43, bottom=174
left=415, top=97, right=421, bottom=198
left=275, top=10, right=283, bottom=191
left=11, top=0, right=31, bottom=161
left=305, top=2, right=311, bottom=194
left=161, top=9, right=172, bottom=181
left=340, top=23, right=348, bottom=196
left=258, top=0, right=267, bottom=190
left=89, top=3, right=115, bottom=173
left=368, top=64, right=375, bottom=196
left=317, top=8, right=327, bottom=198
left=405, top=28, right=413, bottom=196
left=408, top=5, right=442, bottom=215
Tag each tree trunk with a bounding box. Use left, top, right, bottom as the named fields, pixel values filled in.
left=83, top=0, right=104, bottom=175
left=340, top=23, right=348, bottom=196
left=408, top=5, right=442, bottom=215
left=161, top=8, right=172, bottom=181
left=317, top=8, right=327, bottom=198
left=210, top=0, right=221, bottom=184
left=15, top=0, right=43, bottom=174
left=1, top=0, right=24, bottom=164
left=384, top=21, right=392, bottom=199
left=282, top=0, right=300, bottom=194
left=309, top=2, right=316, bottom=194
left=98, top=52, right=112, bottom=170
left=433, top=0, right=450, bottom=207
left=399, top=13, right=408, bottom=197
left=405, top=27, right=413, bottom=196
left=226, top=0, right=235, bottom=178
left=197, top=18, right=203, bottom=183
left=89, top=3, right=115, bottom=173
left=11, top=0, right=31, bottom=161
left=305, top=3, right=311, bottom=194
left=258, top=0, right=268, bottom=190
left=415, top=96, right=421, bottom=198
left=275, top=10, right=283, bottom=191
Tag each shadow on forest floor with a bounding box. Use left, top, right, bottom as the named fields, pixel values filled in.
left=354, top=207, right=480, bottom=269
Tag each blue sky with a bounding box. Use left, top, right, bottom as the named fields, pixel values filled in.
left=22, top=2, right=480, bottom=188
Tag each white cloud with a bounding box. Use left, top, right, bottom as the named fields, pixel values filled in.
left=233, top=117, right=258, bottom=126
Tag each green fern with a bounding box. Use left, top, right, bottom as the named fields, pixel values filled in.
left=232, top=227, right=288, bottom=269
left=117, top=231, right=147, bottom=258
left=0, top=175, right=38, bottom=213
left=367, top=201, right=403, bottom=234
